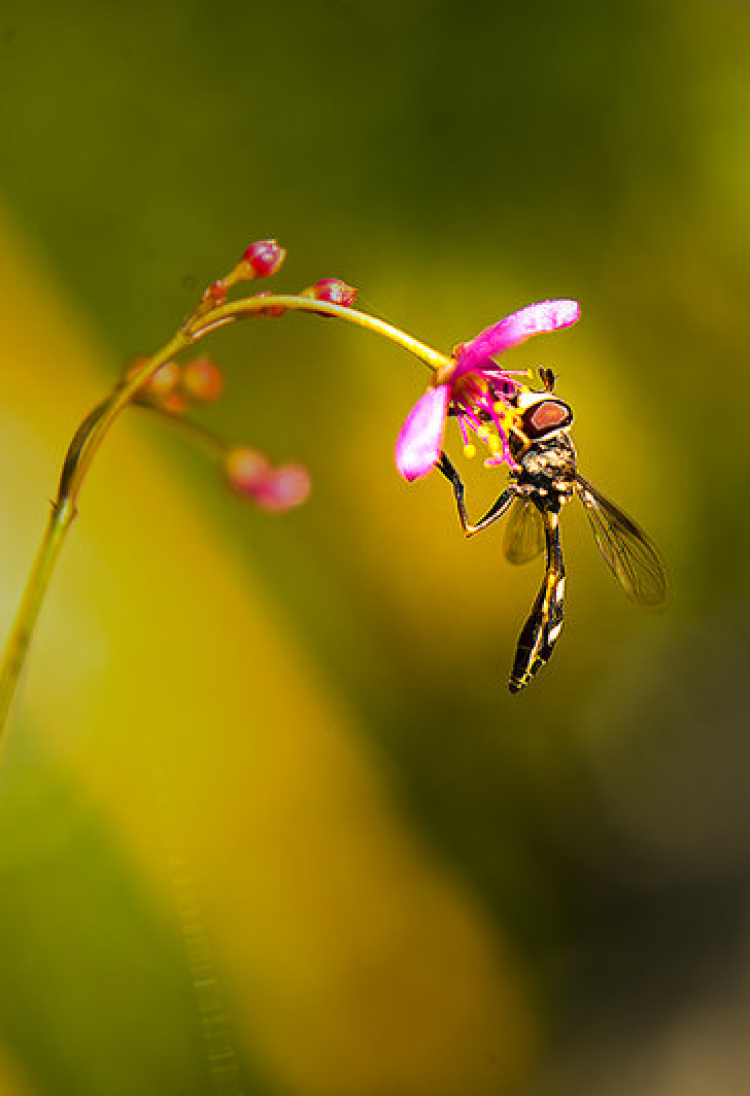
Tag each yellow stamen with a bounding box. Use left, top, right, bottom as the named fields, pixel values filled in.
left=463, top=443, right=477, bottom=460
left=493, top=402, right=518, bottom=430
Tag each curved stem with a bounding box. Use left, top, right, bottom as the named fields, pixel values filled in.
left=0, top=291, right=451, bottom=744
left=65, top=296, right=450, bottom=508
left=134, top=403, right=229, bottom=460
left=63, top=330, right=191, bottom=504
left=186, top=295, right=454, bottom=373
left=0, top=499, right=77, bottom=737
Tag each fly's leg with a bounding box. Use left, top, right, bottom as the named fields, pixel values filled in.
left=437, top=452, right=516, bottom=537
left=509, top=507, right=566, bottom=693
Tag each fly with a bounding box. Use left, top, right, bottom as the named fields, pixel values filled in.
left=437, top=368, right=668, bottom=693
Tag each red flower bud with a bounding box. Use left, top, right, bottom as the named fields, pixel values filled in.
left=181, top=357, right=223, bottom=403
left=160, top=391, right=189, bottom=415
left=203, top=278, right=229, bottom=305
left=301, top=278, right=358, bottom=308
left=253, top=465, right=311, bottom=512
left=242, top=239, right=287, bottom=279
left=225, top=448, right=272, bottom=496
left=224, top=448, right=310, bottom=512
left=145, top=361, right=182, bottom=398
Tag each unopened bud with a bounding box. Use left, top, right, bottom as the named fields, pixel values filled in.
left=225, top=447, right=272, bottom=496
left=160, top=391, right=189, bottom=415
left=242, top=239, right=287, bottom=279
left=128, top=360, right=182, bottom=403
left=202, top=279, right=229, bottom=306
left=253, top=465, right=311, bottom=512
left=224, top=448, right=310, bottom=513
left=301, top=278, right=358, bottom=308
left=182, top=357, right=223, bottom=403
left=147, top=361, right=182, bottom=397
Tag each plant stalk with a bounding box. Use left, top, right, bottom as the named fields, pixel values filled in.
left=0, top=292, right=451, bottom=744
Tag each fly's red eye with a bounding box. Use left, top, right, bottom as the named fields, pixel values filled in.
left=522, top=399, right=572, bottom=439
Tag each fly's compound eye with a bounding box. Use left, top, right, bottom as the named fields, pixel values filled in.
left=521, top=398, right=573, bottom=440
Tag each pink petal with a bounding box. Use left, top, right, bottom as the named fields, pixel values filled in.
left=456, top=299, right=580, bottom=374
left=395, top=385, right=450, bottom=482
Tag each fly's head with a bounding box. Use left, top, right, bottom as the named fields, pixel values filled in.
left=510, top=389, right=577, bottom=497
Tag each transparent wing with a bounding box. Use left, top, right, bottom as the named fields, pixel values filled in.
left=503, top=497, right=545, bottom=565
left=575, top=476, right=668, bottom=606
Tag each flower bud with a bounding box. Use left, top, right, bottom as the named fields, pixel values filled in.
left=301, top=278, right=358, bottom=308
left=134, top=360, right=181, bottom=399
left=202, top=279, right=229, bottom=306
left=225, top=447, right=272, bottom=497
left=160, top=391, right=189, bottom=415
left=181, top=357, right=223, bottom=403
left=224, top=448, right=310, bottom=512
left=242, top=239, right=287, bottom=279
left=253, top=465, right=311, bottom=512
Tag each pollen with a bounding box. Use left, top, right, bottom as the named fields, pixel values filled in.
left=493, top=401, right=515, bottom=426
left=463, top=443, right=477, bottom=460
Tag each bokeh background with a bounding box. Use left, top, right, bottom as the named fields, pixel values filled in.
left=0, top=1, right=748, bottom=1093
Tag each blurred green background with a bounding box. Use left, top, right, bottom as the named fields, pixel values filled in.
left=0, top=1, right=749, bottom=1093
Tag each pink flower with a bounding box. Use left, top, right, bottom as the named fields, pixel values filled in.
left=395, top=299, right=580, bottom=482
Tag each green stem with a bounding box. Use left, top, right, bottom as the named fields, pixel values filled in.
left=62, top=330, right=191, bottom=503
left=0, top=499, right=77, bottom=737
left=186, top=295, right=454, bottom=374
left=134, top=403, right=229, bottom=460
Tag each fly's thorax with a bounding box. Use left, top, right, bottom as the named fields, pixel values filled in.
left=512, top=433, right=578, bottom=500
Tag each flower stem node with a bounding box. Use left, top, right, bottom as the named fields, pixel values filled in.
left=252, top=291, right=286, bottom=318
left=225, top=447, right=311, bottom=513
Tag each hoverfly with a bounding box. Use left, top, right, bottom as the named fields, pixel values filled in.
left=437, top=368, right=668, bottom=693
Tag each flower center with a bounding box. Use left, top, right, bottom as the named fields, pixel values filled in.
left=450, top=370, right=526, bottom=468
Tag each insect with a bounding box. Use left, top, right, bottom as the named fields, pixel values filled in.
left=437, top=368, right=668, bottom=693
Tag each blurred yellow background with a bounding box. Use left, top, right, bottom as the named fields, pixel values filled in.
left=0, top=2, right=749, bottom=1094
